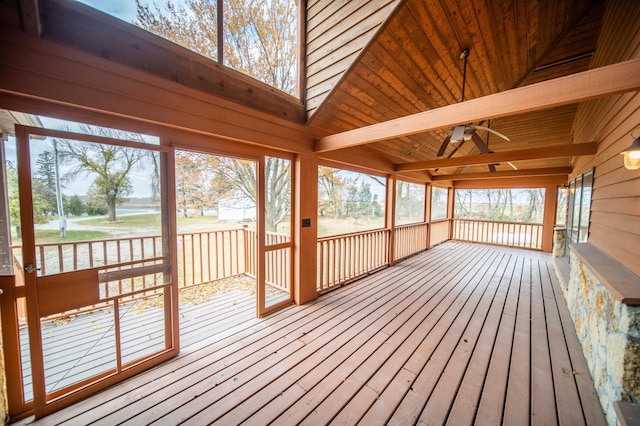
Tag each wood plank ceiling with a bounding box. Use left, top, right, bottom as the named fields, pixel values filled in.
left=307, top=0, right=605, bottom=178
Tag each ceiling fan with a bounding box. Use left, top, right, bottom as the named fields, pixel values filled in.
left=436, top=48, right=510, bottom=172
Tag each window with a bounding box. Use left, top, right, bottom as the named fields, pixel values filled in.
left=556, top=186, right=568, bottom=226
left=454, top=188, right=546, bottom=223
left=318, top=166, right=386, bottom=237
left=76, top=0, right=298, bottom=96
left=565, top=168, right=594, bottom=257
left=430, top=187, right=448, bottom=221
left=395, top=180, right=425, bottom=225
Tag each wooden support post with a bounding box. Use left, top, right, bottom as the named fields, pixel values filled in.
left=425, top=184, right=432, bottom=249
left=294, top=154, right=318, bottom=304
left=447, top=186, right=455, bottom=241
left=541, top=184, right=559, bottom=253
left=386, top=175, right=396, bottom=266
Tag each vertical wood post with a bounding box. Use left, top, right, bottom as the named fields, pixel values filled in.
left=425, top=184, right=432, bottom=249
left=447, top=186, right=455, bottom=240
left=386, top=175, right=396, bottom=266
left=541, top=184, right=559, bottom=253
left=294, top=153, right=317, bottom=305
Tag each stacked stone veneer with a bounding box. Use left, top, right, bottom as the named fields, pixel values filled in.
left=562, top=249, right=640, bottom=425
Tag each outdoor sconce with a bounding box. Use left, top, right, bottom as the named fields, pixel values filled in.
left=621, top=130, right=640, bottom=170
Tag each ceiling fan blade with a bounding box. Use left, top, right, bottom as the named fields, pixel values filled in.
left=471, top=125, right=511, bottom=141
left=489, top=164, right=497, bottom=173
left=436, top=135, right=451, bottom=157
left=471, top=132, right=491, bottom=154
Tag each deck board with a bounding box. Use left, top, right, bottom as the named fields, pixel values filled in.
left=15, top=242, right=606, bottom=426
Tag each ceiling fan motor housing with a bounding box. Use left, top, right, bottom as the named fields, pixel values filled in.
left=451, top=125, right=466, bottom=142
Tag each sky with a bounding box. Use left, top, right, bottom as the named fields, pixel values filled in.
left=76, top=0, right=140, bottom=23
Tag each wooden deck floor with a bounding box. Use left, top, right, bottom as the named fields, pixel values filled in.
left=17, top=242, right=606, bottom=425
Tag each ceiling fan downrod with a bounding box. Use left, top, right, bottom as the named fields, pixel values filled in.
left=459, top=48, right=469, bottom=103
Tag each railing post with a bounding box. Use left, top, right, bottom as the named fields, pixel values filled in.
left=242, top=225, right=248, bottom=275
left=425, top=184, right=432, bottom=249
left=386, top=175, right=396, bottom=266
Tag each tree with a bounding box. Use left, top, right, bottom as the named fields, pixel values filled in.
left=65, top=195, right=86, bottom=216
left=59, top=140, right=145, bottom=222
left=33, top=150, right=59, bottom=216
left=175, top=151, right=231, bottom=217
left=218, top=157, right=290, bottom=232
left=264, top=157, right=290, bottom=232
left=396, top=181, right=424, bottom=223
left=318, top=166, right=351, bottom=218
left=345, top=181, right=382, bottom=223
left=134, top=0, right=298, bottom=95
left=5, top=161, right=50, bottom=235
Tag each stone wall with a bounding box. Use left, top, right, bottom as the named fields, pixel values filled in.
left=562, top=249, right=640, bottom=425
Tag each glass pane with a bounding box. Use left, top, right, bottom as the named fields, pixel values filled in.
left=431, top=187, right=448, bottom=221
left=39, top=115, right=159, bottom=145
left=556, top=186, right=568, bottom=225
left=318, top=166, right=386, bottom=237
left=28, top=136, right=164, bottom=276
left=579, top=170, right=593, bottom=242
left=571, top=176, right=583, bottom=244
left=454, top=188, right=546, bottom=223
left=395, top=181, right=425, bottom=225
left=2, top=135, right=18, bottom=275
left=265, top=157, right=291, bottom=239
left=17, top=297, right=32, bottom=402
left=120, top=289, right=167, bottom=366
left=76, top=0, right=298, bottom=96
left=265, top=247, right=290, bottom=309
left=41, top=301, right=117, bottom=393
left=223, top=0, right=298, bottom=95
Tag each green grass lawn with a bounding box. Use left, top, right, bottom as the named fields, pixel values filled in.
left=16, top=229, right=111, bottom=245
left=77, top=213, right=161, bottom=227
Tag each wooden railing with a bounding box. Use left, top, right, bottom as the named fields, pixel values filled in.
left=12, top=218, right=545, bottom=324
left=244, top=229, right=291, bottom=292
left=316, top=228, right=390, bottom=292
left=452, top=218, right=543, bottom=250
left=177, top=229, right=246, bottom=288
left=394, top=222, right=429, bottom=261
left=32, top=235, right=164, bottom=276
left=430, top=219, right=450, bottom=246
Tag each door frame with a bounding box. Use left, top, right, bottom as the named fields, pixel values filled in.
left=12, top=124, right=179, bottom=418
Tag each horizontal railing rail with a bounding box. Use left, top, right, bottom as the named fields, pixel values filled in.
left=317, top=228, right=390, bottom=293
left=394, top=222, right=429, bottom=261
left=12, top=228, right=255, bottom=324
left=11, top=218, right=544, bottom=325
left=452, top=218, right=543, bottom=250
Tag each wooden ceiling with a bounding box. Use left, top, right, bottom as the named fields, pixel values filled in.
left=307, top=0, right=606, bottom=179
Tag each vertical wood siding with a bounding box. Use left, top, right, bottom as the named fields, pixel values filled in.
left=571, top=1, right=640, bottom=276
left=305, top=0, right=400, bottom=118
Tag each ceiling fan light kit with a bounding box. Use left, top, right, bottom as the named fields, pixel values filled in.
left=621, top=132, right=640, bottom=170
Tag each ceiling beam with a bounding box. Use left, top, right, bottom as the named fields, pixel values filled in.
left=432, top=167, right=573, bottom=181
left=315, top=58, right=640, bottom=153
left=19, top=0, right=41, bottom=36
left=396, top=143, right=597, bottom=172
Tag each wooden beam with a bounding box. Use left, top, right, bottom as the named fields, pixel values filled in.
left=0, top=25, right=312, bottom=153
left=454, top=175, right=568, bottom=189
left=315, top=58, right=640, bottom=152
left=19, top=0, right=41, bottom=36
left=432, top=167, right=573, bottom=181
left=396, top=143, right=597, bottom=172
